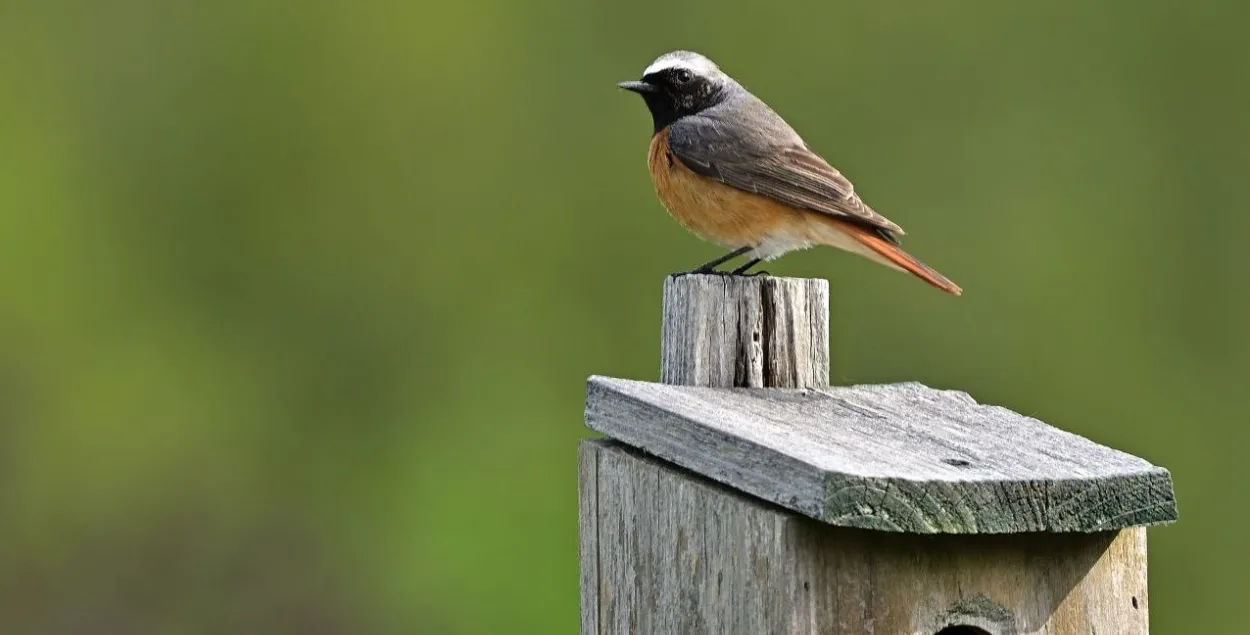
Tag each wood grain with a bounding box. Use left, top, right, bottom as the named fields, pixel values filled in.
left=584, top=377, right=1177, bottom=534
left=582, top=439, right=1150, bottom=635
left=578, top=441, right=600, bottom=635
left=660, top=274, right=829, bottom=389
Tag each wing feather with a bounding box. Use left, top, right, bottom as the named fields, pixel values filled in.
left=666, top=113, right=905, bottom=240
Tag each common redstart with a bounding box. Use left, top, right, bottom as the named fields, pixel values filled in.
left=618, top=51, right=962, bottom=295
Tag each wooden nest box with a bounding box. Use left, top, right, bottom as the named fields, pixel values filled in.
left=579, top=275, right=1177, bottom=635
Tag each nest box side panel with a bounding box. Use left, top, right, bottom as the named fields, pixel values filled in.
left=579, top=439, right=1149, bottom=635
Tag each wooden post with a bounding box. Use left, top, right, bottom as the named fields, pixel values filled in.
left=660, top=275, right=828, bottom=388
left=580, top=275, right=1177, bottom=635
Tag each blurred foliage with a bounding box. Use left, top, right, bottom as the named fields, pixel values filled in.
left=1, top=0, right=1247, bottom=632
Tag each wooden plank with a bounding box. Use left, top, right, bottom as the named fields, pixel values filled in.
left=587, top=439, right=1149, bottom=634
left=660, top=274, right=829, bottom=388
left=585, top=377, right=1177, bottom=534
left=577, top=441, right=600, bottom=635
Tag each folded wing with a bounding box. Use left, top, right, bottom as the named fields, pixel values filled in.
left=666, top=115, right=904, bottom=242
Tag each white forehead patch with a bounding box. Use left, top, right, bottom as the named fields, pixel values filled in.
left=642, top=51, right=720, bottom=78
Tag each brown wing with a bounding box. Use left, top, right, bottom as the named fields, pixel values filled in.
left=665, top=116, right=905, bottom=240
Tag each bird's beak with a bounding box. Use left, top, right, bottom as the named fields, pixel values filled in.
left=617, top=80, right=657, bottom=94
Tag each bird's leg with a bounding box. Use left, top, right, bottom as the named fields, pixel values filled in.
left=730, top=258, right=767, bottom=276
left=681, top=246, right=752, bottom=275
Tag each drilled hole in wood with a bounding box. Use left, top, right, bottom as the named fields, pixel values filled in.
left=1132, top=596, right=1139, bottom=609
left=934, top=627, right=992, bottom=635
left=942, top=458, right=972, bottom=467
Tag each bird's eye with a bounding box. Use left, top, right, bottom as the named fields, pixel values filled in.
left=674, top=69, right=693, bottom=84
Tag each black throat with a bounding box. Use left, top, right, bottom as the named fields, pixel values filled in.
left=642, top=93, right=682, bottom=134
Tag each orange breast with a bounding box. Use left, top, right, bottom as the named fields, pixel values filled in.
left=647, top=129, right=801, bottom=248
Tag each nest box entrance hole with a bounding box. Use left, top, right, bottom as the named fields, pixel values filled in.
left=935, top=627, right=993, bottom=635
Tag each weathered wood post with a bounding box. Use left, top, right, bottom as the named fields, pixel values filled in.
left=579, top=274, right=1177, bottom=635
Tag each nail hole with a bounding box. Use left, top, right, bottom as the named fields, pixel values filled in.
left=934, top=627, right=992, bottom=635
left=942, top=458, right=972, bottom=468
left=1132, top=596, right=1138, bottom=609
left=803, top=581, right=810, bottom=591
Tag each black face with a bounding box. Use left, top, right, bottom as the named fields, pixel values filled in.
left=619, top=67, right=726, bottom=133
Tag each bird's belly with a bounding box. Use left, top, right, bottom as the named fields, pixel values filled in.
left=647, top=130, right=804, bottom=250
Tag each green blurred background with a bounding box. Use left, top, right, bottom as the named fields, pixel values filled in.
left=1, top=0, right=1246, bottom=632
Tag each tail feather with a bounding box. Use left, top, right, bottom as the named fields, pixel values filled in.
left=819, top=218, right=963, bottom=296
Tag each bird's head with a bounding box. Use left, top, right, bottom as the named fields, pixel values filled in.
left=618, top=51, right=733, bottom=133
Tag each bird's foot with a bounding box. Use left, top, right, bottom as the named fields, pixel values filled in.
left=673, top=267, right=721, bottom=277
left=674, top=246, right=754, bottom=277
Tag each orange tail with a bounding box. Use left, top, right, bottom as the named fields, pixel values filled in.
left=829, top=220, right=963, bottom=296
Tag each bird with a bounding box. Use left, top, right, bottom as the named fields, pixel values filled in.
left=617, top=50, right=962, bottom=296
